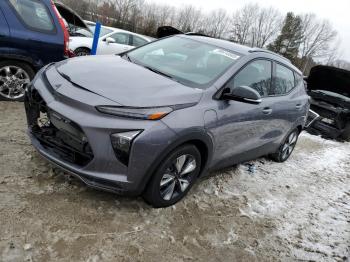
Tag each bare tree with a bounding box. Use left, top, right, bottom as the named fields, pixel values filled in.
left=175, top=5, right=202, bottom=32
left=61, top=0, right=345, bottom=72
left=299, top=14, right=337, bottom=71
left=329, top=60, right=350, bottom=70
left=250, top=7, right=282, bottom=47
left=230, top=4, right=282, bottom=48
left=203, top=9, right=230, bottom=38
left=230, top=4, right=257, bottom=45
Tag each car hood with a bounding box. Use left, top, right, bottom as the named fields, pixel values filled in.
left=307, top=65, right=350, bottom=98
left=54, top=56, right=203, bottom=107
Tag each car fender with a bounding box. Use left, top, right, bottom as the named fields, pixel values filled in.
left=138, top=128, right=214, bottom=195
left=0, top=52, right=42, bottom=71
left=69, top=37, right=93, bottom=51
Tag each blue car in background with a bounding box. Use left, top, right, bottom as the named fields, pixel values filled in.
left=0, top=0, right=89, bottom=101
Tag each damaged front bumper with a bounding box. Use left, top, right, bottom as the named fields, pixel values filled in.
left=306, top=98, right=349, bottom=139
left=24, top=87, right=131, bottom=194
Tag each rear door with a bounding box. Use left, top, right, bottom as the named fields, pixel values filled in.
left=131, top=35, right=148, bottom=48
left=270, top=62, right=309, bottom=139
left=3, top=0, right=64, bottom=66
left=0, top=6, right=10, bottom=55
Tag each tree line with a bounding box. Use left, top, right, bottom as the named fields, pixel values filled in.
left=62, top=0, right=349, bottom=74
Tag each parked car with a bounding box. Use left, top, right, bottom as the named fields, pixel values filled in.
left=306, top=65, right=350, bottom=141
left=24, top=35, right=309, bottom=207
left=0, top=0, right=89, bottom=101
left=69, top=25, right=155, bottom=56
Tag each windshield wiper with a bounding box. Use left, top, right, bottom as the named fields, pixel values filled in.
left=123, top=53, right=132, bottom=62
left=142, top=65, right=176, bottom=80
left=125, top=57, right=181, bottom=83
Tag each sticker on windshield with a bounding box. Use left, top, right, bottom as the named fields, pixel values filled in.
left=211, top=49, right=240, bottom=60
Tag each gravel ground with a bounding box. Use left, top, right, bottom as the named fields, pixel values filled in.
left=0, top=101, right=349, bottom=262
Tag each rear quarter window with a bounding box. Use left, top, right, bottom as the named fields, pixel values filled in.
left=132, top=35, right=148, bottom=47
left=9, top=0, right=55, bottom=33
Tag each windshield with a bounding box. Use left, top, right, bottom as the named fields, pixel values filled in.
left=126, top=36, right=241, bottom=88
left=88, top=25, right=113, bottom=37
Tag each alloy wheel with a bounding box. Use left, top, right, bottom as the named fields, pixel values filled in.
left=281, top=131, right=298, bottom=160
left=0, top=66, right=30, bottom=100
left=160, top=154, right=197, bottom=201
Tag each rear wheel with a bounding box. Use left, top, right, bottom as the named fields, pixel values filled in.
left=340, top=123, right=350, bottom=141
left=270, top=129, right=300, bottom=162
left=0, top=60, right=34, bottom=101
left=74, top=47, right=91, bottom=56
left=143, top=144, right=201, bottom=208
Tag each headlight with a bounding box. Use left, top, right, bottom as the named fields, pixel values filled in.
left=96, top=106, right=173, bottom=120
left=110, top=130, right=142, bottom=165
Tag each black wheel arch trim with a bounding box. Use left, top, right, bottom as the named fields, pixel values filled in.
left=0, top=54, right=42, bottom=71
left=138, top=129, right=214, bottom=195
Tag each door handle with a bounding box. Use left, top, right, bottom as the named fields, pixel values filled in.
left=296, top=104, right=302, bottom=110
left=262, top=107, right=273, bottom=115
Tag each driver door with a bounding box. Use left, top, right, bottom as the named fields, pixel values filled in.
left=97, top=32, right=133, bottom=55
left=211, top=59, right=278, bottom=168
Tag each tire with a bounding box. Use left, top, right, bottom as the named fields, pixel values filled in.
left=74, top=47, right=91, bottom=56
left=270, top=128, right=300, bottom=162
left=0, top=60, right=35, bottom=101
left=143, top=144, right=201, bottom=208
left=340, top=123, right=350, bottom=141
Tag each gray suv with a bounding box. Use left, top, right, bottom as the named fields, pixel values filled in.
left=25, top=35, right=309, bottom=207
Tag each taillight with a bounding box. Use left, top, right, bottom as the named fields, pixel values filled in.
left=51, top=1, right=70, bottom=58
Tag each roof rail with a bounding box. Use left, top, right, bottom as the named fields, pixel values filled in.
left=249, top=48, right=291, bottom=63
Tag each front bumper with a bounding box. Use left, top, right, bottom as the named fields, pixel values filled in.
left=307, top=100, right=348, bottom=139
left=24, top=68, right=178, bottom=196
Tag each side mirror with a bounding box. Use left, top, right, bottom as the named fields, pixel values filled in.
left=221, top=86, right=262, bottom=104
left=105, top=37, right=116, bottom=44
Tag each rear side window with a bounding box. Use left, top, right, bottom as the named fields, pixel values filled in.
left=273, top=63, right=295, bottom=95
left=294, top=73, right=304, bottom=87
left=132, top=35, right=147, bottom=47
left=232, top=60, right=272, bottom=97
left=9, top=0, right=55, bottom=32
left=109, top=32, right=131, bottom=45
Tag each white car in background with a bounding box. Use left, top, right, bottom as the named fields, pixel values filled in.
left=69, top=23, right=155, bottom=56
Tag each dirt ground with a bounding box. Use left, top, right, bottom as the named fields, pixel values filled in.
left=0, top=101, right=349, bottom=262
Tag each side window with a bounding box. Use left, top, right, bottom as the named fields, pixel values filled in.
left=273, top=63, right=296, bottom=95
left=9, top=0, right=55, bottom=32
left=294, top=72, right=304, bottom=87
left=109, top=33, right=131, bottom=45
left=132, top=35, right=148, bottom=47
left=231, top=60, right=272, bottom=97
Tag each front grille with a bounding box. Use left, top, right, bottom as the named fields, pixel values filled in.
left=25, top=88, right=94, bottom=167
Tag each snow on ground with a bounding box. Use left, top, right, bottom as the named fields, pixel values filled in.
left=0, top=102, right=349, bottom=261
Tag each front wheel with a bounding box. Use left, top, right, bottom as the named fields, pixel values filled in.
left=270, top=129, right=300, bottom=162
left=143, top=144, right=201, bottom=208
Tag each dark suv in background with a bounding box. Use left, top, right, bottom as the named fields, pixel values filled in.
left=0, top=0, right=88, bottom=101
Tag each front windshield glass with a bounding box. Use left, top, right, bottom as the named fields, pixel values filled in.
left=127, top=36, right=241, bottom=88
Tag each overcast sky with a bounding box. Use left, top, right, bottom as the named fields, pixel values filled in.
left=151, top=0, right=350, bottom=62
